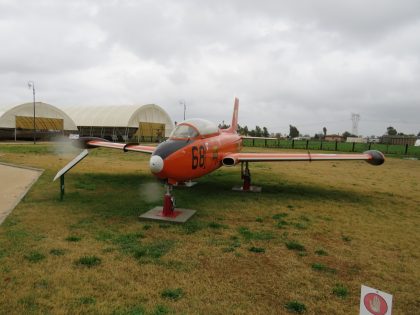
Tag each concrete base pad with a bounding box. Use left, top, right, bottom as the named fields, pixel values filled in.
left=139, top=206, right=196, bottom=223
left=232, top=186, right=262, bottom=193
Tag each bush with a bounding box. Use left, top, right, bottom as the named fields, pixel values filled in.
left=285, top=301, right=306, bottom=313
left=65, top=236, right=81, bottom=242
left=24, top=251, right=45, bottom=263
left=161, top=288, right=183, bottom=300
left=314, top=249, right=328, bottom=256
left=272, top=213, right=288, bottom=219
left=332, top=284, right=348, bottom=298
left=50, top=249, right=65, bottom=256
left=248, top=247, right=265, bottom=253
left=75, top=256, right=101, bottom=267
left=311, top=263, right=336, bottom=273
left=285, top=241, right=305, bottom=251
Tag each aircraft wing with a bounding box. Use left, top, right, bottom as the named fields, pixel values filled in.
left=73, top=137, right=156, bottom=154
left=87, top=140, right=156, bottom=154
left=223, top=150, right=385, bottom=166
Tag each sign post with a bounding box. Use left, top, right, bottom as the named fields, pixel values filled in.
left=60, top=175, right=65, bottom=201
left=53, top=149, right=89, bottom=200
left=360, top=285, right=393, bottom=315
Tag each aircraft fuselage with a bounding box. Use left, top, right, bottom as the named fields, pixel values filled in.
left=150, top=131, right=242, bottom=184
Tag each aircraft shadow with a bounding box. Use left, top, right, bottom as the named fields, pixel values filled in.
left=63, top=172, right=371, bottom=209
left=193, top=177, right=371, bottom=204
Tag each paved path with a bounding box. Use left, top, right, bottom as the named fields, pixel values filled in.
left=0, top=163, right=43, bottom=225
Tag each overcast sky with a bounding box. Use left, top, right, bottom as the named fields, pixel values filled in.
left=0, top=0, right=419, bottom=136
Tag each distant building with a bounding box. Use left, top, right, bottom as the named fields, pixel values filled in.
left=367, top=137, right=381, bottom=143
left=64, top=104, right=173, bottom=142
left=346, top=137, right=367, bottom=143
left=324, top=134, right=344, bottom=142
left=0, top=102, right=78, bottom=141
left=381, top=135, right=417, bottom=146
left=0, top=102, right=174, bottom=142
left=293, top=136, right=310, bottom=140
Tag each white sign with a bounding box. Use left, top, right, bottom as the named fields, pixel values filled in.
left=69, top=134, right=80, bottom=140
left=360, top=285, right=393, bottom=315
left=53, top=149, right=89, bottom=181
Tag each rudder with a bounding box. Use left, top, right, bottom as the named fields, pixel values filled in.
left=226, top=97, right=239, bottom=133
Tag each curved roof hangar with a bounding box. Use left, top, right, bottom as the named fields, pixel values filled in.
left=64, top=104, right=174, bottom=136
left=0, top=102, right=78, bottom=130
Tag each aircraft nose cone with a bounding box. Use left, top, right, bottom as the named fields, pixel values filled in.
left=149, top=155, right=164, bottom=173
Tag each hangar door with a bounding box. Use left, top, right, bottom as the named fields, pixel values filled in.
left=16, top=116, right=64, bottom=130
left=135, top=122, right=165, bottom=141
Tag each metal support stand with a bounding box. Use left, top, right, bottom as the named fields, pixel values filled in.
left=242, top=162, right=251, bottom=191
left=139, top=184, right=196, bottom=223
left=232, top=162, right=262, bottom=192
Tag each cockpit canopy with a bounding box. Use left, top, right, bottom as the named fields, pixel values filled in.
left=170, top=118, right=219, bottom=139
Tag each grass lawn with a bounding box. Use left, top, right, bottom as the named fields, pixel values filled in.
left=0, top=143, right=419, bottom=314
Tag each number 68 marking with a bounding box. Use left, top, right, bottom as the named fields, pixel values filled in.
left=192, top=145, right=205, bottom=169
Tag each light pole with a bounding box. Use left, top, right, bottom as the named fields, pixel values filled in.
left=28, top=81, right=36, bottom=144
left=179, top=100, right=186, bottom=121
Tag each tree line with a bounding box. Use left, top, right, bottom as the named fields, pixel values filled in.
left=218, top=123, right=270, bottom=137
left=386, top=126, right=419, bottom=137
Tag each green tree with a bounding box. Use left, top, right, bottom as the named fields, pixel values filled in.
left=262, top=127, right=269, bottom=137
left=323, top=127, right=327, bottom=137
left=243, top=126, right=249, bottom=136
left=255, top=126, right=262, bottom=137
left=342, top=131, right=355, bottom=139
left=289, top=125, right=299, bottom=138
left=386, top=126, right=397, bottom=136
left=218, top=121, right=230, bottom=129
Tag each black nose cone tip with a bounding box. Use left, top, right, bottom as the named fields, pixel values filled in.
left=364, top=150, right=385, bottom=166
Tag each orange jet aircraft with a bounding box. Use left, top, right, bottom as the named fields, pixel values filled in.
left=57, top=98, right=384, bottom=222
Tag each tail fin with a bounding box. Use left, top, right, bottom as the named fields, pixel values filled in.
left=226, top=97, right=239, bottom=133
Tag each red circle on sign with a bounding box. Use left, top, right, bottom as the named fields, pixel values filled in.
left=363, top=293, right=388, bottom=315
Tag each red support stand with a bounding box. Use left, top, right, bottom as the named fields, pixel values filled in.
left=161, top=185, right=180, bottom=218
left=139, top=184, right=196, bottom=223
left=162, top=193, right=174, bottom=216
